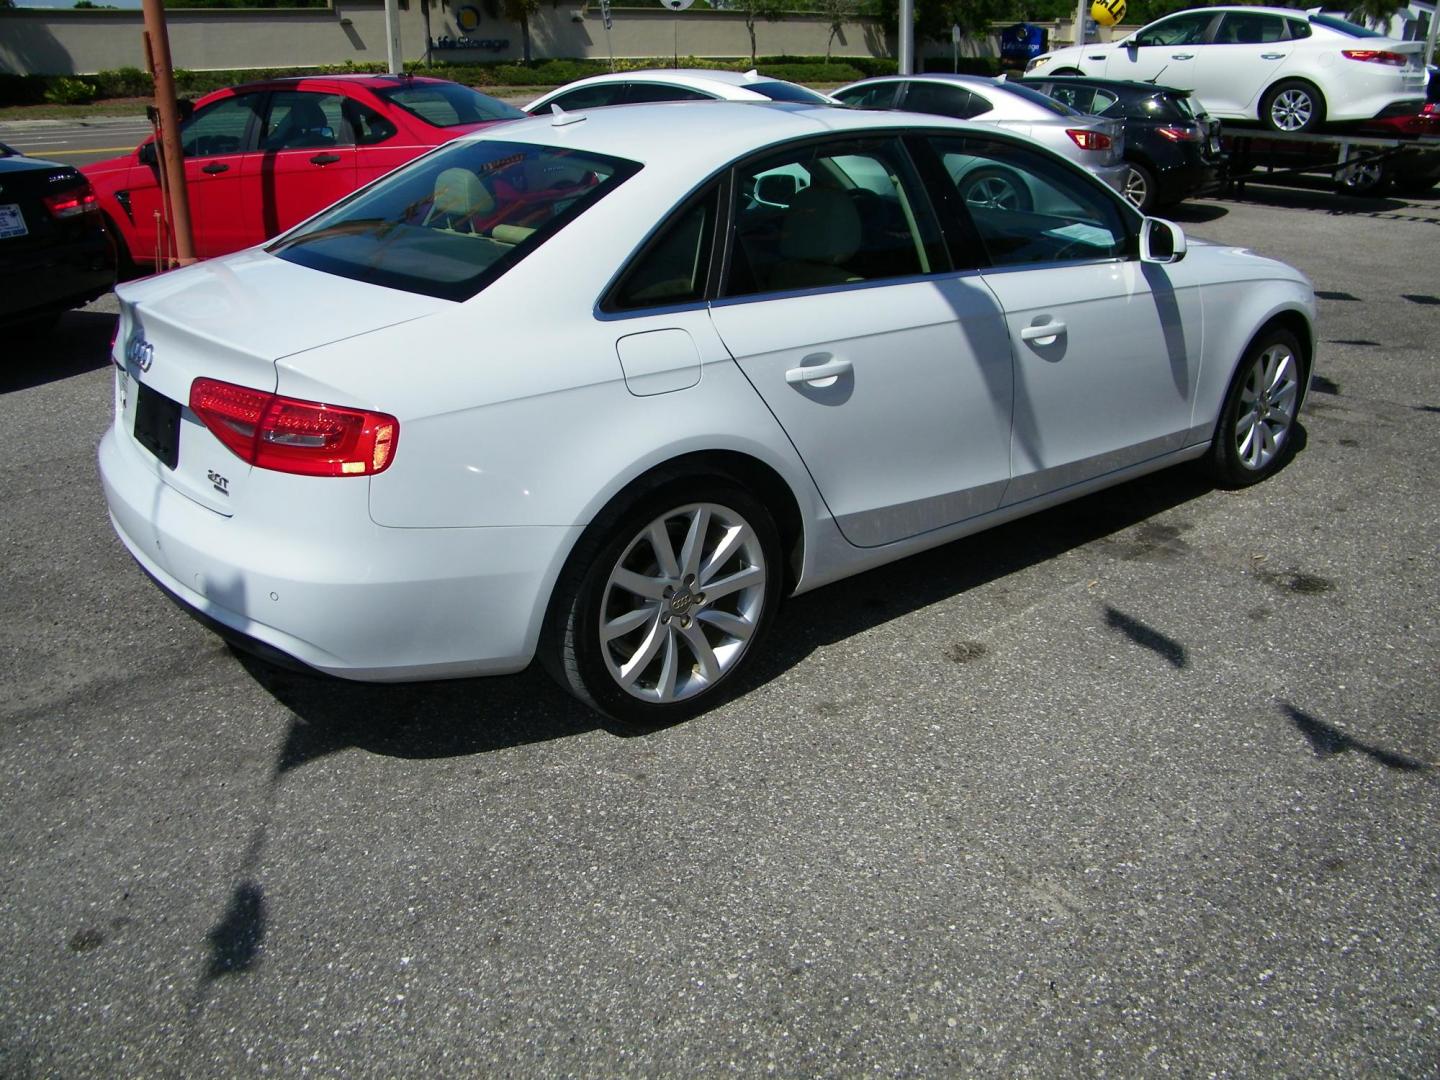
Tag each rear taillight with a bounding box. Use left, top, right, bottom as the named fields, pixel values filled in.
left=43, top=181, right=99, bottom=219
left=189, top=377, right=398, bottom=477
left=1341, top=49, right=1407, bottom=66
left=1156, top=125, right=1203, bottom=142
left=1066, top=129, right=1113, bottom=151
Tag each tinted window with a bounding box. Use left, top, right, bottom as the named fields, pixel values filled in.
left=181, top=93, right=261, bottom=158
left=1134, top=11, right=1214, bottom=47
left=726, top=138, right=944, bottom=297
left=261, top=91, right=350, bottom=151
left=374, top=82, right=525, bottom=127
left=834, top=82, right=902, bottom=109
left=903, top=81, right=988, bottom=119
left=539, top=84, right=626, bottom=112
left=1215, top=13, right=1288, bottom=44
left=271, top=140, right=639, bottom=301
left=928, top=135, right=1128, bottom=268
left=1287, top=18, right=1312, bottom=39
left=625, top=82, right=714, bottom=104
left=609, top=187, right=719, bottom=310
left=748, top=81, right=831, bottom=104
left=344, top=99, right=399, bottom=145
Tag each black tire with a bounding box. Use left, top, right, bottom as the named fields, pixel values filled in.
left=960, top=167, right=1034, bottom=212
left=101, top=212, right=140, bottom=281
left=541, top=479, right=782, bottom=726
left=1392, top=176, right=1438, bottom=197
left=1335, top=159, right=1390, bottom=197
left=1121, top=161, right=1157, bottom=213
left=1207, top=327, right=1306, bottom=488
left=1050, top=68, right=1084, bottom=77
left=1261, top=79, right=1326, bottom=134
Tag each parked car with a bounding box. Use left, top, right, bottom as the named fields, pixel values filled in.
left=98, top=102, right=1314, bottom=725
left=83, top=74, right=524, bottom=271
left=831, top=74, right=1130, bottom=200
left=1025, top=5, right=1428, bottom=133
left=525, top=69, right=836, bottom=113
left=1018, top=76, right=1224, bottom=211
left=0, top=142, right=115, bottom=334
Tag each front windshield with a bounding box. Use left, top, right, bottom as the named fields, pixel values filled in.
left=373, top=82, right=526, bottom=127
left=271, top=139, right=640, bottom=300
left=1309, top=13, right=1384, bottom=37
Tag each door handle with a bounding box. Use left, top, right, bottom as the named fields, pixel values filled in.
left=1260, top=52, right=1286, bottom=60
left=1020, top=321, right=1067, bottom=343
left=785, top=357, right=852, bottom=385
left=201, top=162, right=229, bottom=174
left=1170, top=52, right=1195, bottom=60
left=309, top=153, right=342, bottom=165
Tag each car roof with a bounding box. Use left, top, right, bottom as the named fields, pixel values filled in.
left=1149, top=5, right=1308, bottom=15
left=545, top=68, right=794, bottom=90
left=1020, top=75, right=1192, bottom=97
left=227, top=74, right=458, bottom=92
left=462, top=100, right=985, bottom=175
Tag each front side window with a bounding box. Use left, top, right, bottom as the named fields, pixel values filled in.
left=270, top=139, right=639, bottom=300
left=373, top=82, right=525, bottom=127
left=261, top=91, right=350, bottom=151
left=1133, top=11, right=1215, bottom=47
left=181, top=93, right=262, bottom=158
left=928, top=135, right=1129, bottom=268
left=725, top=138, right=944, bottom=297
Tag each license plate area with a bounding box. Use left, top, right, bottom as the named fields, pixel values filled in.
left=0, top=203, right=28, bottom=240
left=134, top=380, right=182, bottom=470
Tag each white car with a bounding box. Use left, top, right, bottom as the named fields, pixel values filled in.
left=833, top=73, right=1131, bottom=200
left=98, top=102, right=1315, bottom=725
left=1026, top=5, right=1427, bottom=132
left=525, top=68, right=836, bottom=114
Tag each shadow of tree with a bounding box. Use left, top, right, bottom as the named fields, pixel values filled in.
left=0, top=308, right=117, bottom=394
left=1282, top=702, right=1430, bottom=772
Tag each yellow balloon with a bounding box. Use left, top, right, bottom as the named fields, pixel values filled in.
left=1090, top=0, right=1127, bottom=27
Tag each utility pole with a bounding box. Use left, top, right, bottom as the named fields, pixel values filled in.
left=898, top=0, right=913, bottom=74
left=140, top=0, right=194, bottom=266
left=384, top=0, right=403, bottom=74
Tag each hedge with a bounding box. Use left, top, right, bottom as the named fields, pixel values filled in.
left=0, top=55, right=906, bottom=107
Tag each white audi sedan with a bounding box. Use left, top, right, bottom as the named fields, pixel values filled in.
left=1026, top=5, right=1427, bottom=133
left=525, top=68, right=836, bottom=114
left=99, top=102, right=1315, bottom=724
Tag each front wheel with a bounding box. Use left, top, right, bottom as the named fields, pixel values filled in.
left=1207, top=328, right=1306, bottom=487
left=543, top=481, right=782, bottom=725
left=1261, top=80, right=1326, bottom=133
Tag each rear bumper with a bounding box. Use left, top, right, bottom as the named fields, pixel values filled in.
left=0, top=229, right=115, bottom=327
left=98, top=421, right=581, bottom=681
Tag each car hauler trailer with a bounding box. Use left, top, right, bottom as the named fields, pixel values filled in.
left=1219, top=122, right=1440, bottom=198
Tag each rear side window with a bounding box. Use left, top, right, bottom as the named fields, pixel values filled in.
left=608, top=186, right=720, bottom=310
left=344, top=99, right=399, bottom=145
left=625, top=83, right=714, bottom=104
left=271, top=139, right=639, bottom=301
left=835, top=82, right=902, bottom=109
left=261, top=91, right=350, bottom=150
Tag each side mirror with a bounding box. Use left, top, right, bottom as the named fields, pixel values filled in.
left=138, top=140, right=158, bottom=167
left=755, top=173, right=799, bottom=207
left=1140, top=216, right=1186, bottom=263
left=1125, top=37, right=1140, bottom=52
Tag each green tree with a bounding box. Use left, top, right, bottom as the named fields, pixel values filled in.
left=503, top=0, right=542, bottom=64
left=819, top=0, right=859, bottom=60
left=736, top=0, right=786, bottom=65
left=1346, top=0, right=1404, bottom=30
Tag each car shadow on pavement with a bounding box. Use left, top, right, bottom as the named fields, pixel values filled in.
left=1165, top=201, right=1229, bottom=224
left=0, top=308, right=117, bottom=393
left=238, top=444, right=1303, bottom=762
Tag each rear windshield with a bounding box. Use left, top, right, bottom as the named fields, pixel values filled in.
left=271, top=139, right=640, bottom=301
left=997, top=81, right=1080, bottom=117
left=748, top=80, right=832, bottom=104
left=373, top=82, right=526, bottom=127
left=1309, top=13, right=1384, bottom=38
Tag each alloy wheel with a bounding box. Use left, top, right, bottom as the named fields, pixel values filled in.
left=1270, top=90, right=1314, bottom=132
left=598, top=502, right=768, bottom=704
left=1234, top=343, right=1300, bottom=471
left=1122, top=166, right=1150, bottom=209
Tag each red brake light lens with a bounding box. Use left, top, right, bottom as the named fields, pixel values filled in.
left=1341, top=49, right=1406, bottom=66
left=1066, top=129, right=1113, bottom=151
left=1156, top=125, right=1203, bottom=142
left=43, top=181, right=99, bottom=219
left=189, top=377, right=399, bottom=477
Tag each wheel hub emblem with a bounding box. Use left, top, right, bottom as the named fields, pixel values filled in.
left=669, top=589, right=696, bottom=616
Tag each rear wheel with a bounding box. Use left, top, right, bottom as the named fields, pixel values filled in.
left=1121, top=161, right=1156, bottom=213
left=1261, top=80, right=1326, bottom=133
left=1336, top=158, right=1389, bottom=196
left=960, top=167, right=1033, bottom=212
left=542, top=480, right=782, bottom=726
left=1207, top=327, right=1305, bottom=487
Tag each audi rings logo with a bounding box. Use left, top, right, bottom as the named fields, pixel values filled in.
left=127, top=335, right=154, bottom=373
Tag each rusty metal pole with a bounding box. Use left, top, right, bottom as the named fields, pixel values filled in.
left=141, top=0, right=196, bottom=266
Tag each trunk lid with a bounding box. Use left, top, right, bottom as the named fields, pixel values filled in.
left=114, top=248, right=450, bottom=515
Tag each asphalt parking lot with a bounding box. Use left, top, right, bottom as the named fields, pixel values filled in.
left=2, top=180, right=1438, bottom=1077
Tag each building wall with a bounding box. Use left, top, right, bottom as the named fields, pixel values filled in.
left=0, top=2, right=896, bottom=76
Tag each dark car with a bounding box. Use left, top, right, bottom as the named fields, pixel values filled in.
left=1018, top=76, right=1225, bottom=212
left=0, top=142, right=115, bottom=334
